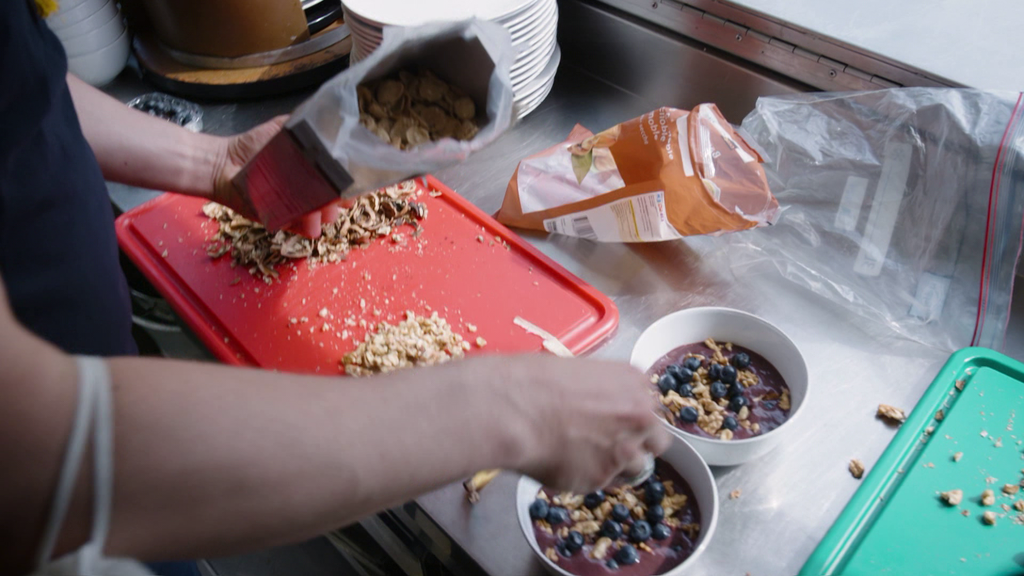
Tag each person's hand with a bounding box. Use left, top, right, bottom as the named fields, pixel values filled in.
left=483, top=355, right=672, bottom=493
left=210, top=116, right=341, bottom=238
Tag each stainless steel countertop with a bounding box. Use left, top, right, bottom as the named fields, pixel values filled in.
left=103, top=3, right=1024, bottom=574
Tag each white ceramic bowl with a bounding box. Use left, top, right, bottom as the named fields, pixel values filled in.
left=45, top=0, right=109, bottom=31
left=59, top=9, right=124, bottom=59
left=68, top=27, right=129, bottom=87
left=50, top=0, right=117, bottom=40
left=517, top=440, right=718, bottom=576
left=49, top=0, right=101, bottom=14
left=630, top=307, right=809, bottom=467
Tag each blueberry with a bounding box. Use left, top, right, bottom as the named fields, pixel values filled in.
left=682, top=356, right=702, bottom=371
left=762, top=400, right=778, bottom=410
left=658, top=374, right=678, bottom=395
left=646, top=504, right=664, bottom=523
left=710, top=381, right=728, bottom=399
left=606, top=560, right=619, bottom=570
left=584, top=490, right=605, bottom=509
left=678, top=383, right=694, bottom=398
left=601, top=519, right=623, bottom=540
left=708, top=363, right=723, bottom=380
left=547, top=506, right=570, bottom=526
left=731, top=352, right=751, bottom=369
left=629, top=520, right=652, bottom=542
left=614, top=544, right=640, bottom=565
left=720, top=365, right=738, bottom=384
left=728, top=381, right=744, bottom=398
left=679, top=406, right=699, bottom=423
left=611, top=503, right=630, bottom=522
left=564, top=530, right=584, bottom=553
left=670, top=544, right=683, bottom=553
left=556, top=542, right=571, bottom=557
left=729, top=395, right=749, bottom=413
left=667, top=365, right=694, bottom=384
left=652, top=523, right=672, bottom=541
left=529, top=499, right=549, bottom=520
left=722, top=416, right=739, bottom=431
left=644, top=480, right=665, bottom=505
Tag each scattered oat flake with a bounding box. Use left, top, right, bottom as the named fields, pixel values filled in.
left=982, top=489, right=996, bottom=506
left=924, top=462, right=935, bottom=468
left=466, top=323, right=478, bottom=333
left=476, top=235, right=484, bottom=242
left=983, top=511, right=997, bottom=525
left=961, top=509, right=971, bottom=517
left=161, top=249, right=169, bottom=258
left=955, top=379, right=966, bottom=391
left=319, top=308, right=330, bottom=318
left=1003, top=484, right=1019, bottom=496
left=849, top=459, right=865, bottom=479
left=986, top=476, right=998, bottom=484
left=953, top=451, right=963, bottom=462
left=877, top=404, right=906, bottom=424
left=941, top=489, right=963, bottom=505
left=981, top=430, right=988, bottom=437
left=935, top=409, right=945, bottom=421
left=729, top=489, right=741, bottom=500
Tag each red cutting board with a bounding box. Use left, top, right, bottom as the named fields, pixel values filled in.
left=116, top=176, right=618, bottom=374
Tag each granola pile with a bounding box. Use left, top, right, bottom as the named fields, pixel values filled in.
left=358, top=69, right=480, bottom=150
left=654, top=338, right=788, bottom=441
left=204, top=180, right=425, bottom=282
left=530, top=472, right=699, bottom=569
left=341, top=311, right=469, bottom=376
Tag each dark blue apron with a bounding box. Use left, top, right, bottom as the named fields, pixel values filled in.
left=0, top=0, right=136, bottom=356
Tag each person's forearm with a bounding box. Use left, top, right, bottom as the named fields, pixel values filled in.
left=0, top=326, right=528, bottom=572
left=99, top=356, right=527, bottom=561
left=66, top=73, right=225, bottom=197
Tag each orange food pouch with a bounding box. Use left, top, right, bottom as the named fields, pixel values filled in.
left=496, top=105, right=779, bottom=241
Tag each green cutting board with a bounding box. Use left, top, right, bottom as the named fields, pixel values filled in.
left=801, top=347, right=1024, bottom=575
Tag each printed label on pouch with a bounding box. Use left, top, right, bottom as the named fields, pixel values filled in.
left=543, top=192, right=681, bottom=242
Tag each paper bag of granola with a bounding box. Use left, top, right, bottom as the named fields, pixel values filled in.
left=496, top=105, right=779, bottom=241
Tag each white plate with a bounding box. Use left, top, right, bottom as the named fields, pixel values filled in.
left=348, top=25, right=382, bottom=49
left=513, top=44, right=559, bottom=99
left=510, top=9, right=556, bottom=61
left=343, top=0, right=534, bottom=27
left=510, top=34, right=555, bottom=85
left=505, top=0, right=554, bottom=37
left=514, top=79, right=553, bottom=118
left=509, top=0, right=556, bottom=47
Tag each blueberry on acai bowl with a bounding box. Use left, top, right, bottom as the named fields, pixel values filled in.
left=527, top=461, right=702, bottom=575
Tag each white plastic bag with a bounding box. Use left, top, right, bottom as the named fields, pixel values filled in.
left=287, top=19, right=516, bottom=198
left=730, top=89, right=1024, bottom=351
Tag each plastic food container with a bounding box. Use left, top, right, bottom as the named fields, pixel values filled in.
left=516, top=439, right=719, bottom=576
left=631, top=307, right=809, bottom=466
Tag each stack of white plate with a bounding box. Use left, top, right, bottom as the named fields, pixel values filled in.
left=45, top=0, right=130, bottom=86
left=343, top=0, right=559, bottom=119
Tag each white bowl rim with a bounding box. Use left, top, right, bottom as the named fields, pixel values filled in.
left=631, top=306, right=810, bottom=447
left=67, top=27, right=128, bottom=63
left=516, top=443, right=720, bottom=576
